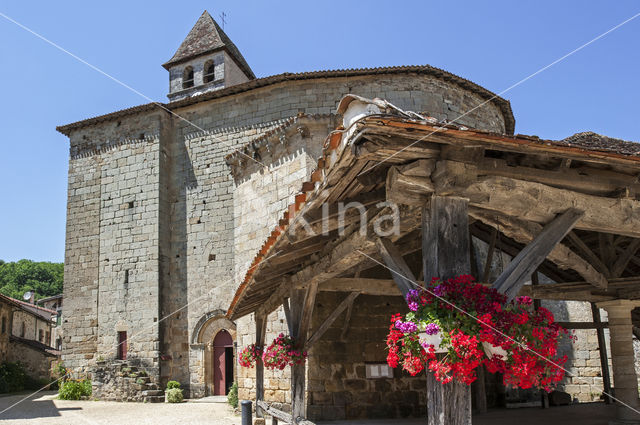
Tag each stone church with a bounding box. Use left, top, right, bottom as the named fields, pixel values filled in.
left=58, top=10, right=614, bottom=411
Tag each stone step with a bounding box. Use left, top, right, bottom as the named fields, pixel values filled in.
left=144, top=395, right=165, bottom=403
left=142, top=389, right=164, bottom=397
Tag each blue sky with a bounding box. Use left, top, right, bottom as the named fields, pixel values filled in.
left=0, top=1, right=638, bottom=263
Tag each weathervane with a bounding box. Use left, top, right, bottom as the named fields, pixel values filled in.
left=219, top=12, right=227, bottom=30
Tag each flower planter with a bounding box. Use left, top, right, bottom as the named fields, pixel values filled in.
left=418, top=331, right=448, bottom=353
left=482, top=341, right=508, bottom=359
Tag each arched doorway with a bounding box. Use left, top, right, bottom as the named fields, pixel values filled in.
left=192, top=311, right=236, bottom=397
left=213, top=329, right=234, bottom=395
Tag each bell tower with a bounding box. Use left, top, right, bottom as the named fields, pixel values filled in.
left=163, top=11, right=255, bottom=102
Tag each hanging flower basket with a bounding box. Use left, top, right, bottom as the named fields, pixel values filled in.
left=262, top=333, right=307, bottom=370
left=386, top=274, right=571, bottom=390
left=238, top=343, right=263, bottom=368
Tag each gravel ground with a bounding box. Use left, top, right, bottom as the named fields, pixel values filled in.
left=0, top=392, right=618, bottom=425
left=0, top=391, right=241, bottom=425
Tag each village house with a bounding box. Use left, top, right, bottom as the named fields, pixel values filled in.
left=0, top=293, right=59, bottom=382
left=57, top=10, right=640, bottom=425
left=37, top=294, right=63, bottom=351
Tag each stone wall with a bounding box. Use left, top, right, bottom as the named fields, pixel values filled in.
left=307, top=293, right=426, bottom=421
left=172, top=74, right=507, bottom=138
left=96, top=133, right=161, bottom=369
left=236, top=308, right=291, bottom=406
left=61, top=152, right=101, bottom=369
left=0, top=302, right=11, bottom=362
left=11, top=311, right=50, bottom=344
left=7, top=339, right=56, bottom=381
left=545, top=300, right=611, bottom=403
left=62, top=112, right=166, bottom=378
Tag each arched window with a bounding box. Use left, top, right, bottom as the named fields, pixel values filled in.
left=203, top=60, right=216, bottom=83
left=182, top=66, right=194, bottom=89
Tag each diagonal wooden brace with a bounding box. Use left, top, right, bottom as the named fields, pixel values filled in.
left=493, top=208, right=585, bottom=301
left=376, top=237, right=416, bottom=297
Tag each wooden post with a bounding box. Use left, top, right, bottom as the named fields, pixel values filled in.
left=290, top=284, right=317, bottom=424
left=423, top=196, right=472, bottom=425
left=531, top=272, right=549, bottom=409
left=472, top=366, right=488, bottom=414
left=255, top=314, right=267, bottom=418
left=591, top=302, right=612, bottom=404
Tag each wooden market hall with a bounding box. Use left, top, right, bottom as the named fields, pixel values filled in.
left=226, top=95, right=640, bottom=425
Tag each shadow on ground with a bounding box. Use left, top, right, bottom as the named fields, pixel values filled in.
left=0, top=391, right=81, bottom=420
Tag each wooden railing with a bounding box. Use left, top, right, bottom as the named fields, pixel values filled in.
left=256, top=400, right=315, bottom=425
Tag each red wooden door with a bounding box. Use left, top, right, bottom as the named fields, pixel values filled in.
left=118, top=331, right=127, bottom=360
left=213, top=346, right=225, bottom=395
left=213, top=330, right=233, bottom=395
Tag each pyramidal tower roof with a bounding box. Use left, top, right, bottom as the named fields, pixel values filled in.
left=163, top=10, right=255, bottom=79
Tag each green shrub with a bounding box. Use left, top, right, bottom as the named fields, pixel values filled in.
left=58, top=379, right=92, bottom=400
left=165, top=388, right=183, bottom=403
left=227, top=381, right=238, bottom=408
left=166, top=380, right=180, bottom=390
left=136, top=378, right=146, bottom=385
left=0, top=362, right=27, bottom=393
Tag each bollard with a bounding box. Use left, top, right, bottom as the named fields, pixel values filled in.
left=241, top=400, right=252, bottom=425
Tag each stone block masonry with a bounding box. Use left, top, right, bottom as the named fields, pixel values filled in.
left=61, top=70, right=509, bottom=399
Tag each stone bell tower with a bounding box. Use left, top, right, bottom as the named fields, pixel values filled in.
left=163, top=10, right=255, bottom=102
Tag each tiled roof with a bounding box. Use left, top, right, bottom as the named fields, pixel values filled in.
left=559, top=131, right=640, bottom=156
left=10, top=335, right=59, bottom=357
left=162, top=10, right=255, bottom=79
left=57, top=65, right=515, bottom=136
left=0, top=293, right=56, bottom=321
left=226, top=96, right=640, bottom=319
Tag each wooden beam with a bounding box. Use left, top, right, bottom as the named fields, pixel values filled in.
left=556, top=321, right=609, bottom=329
left=376, top=237, right=416, bottom=297
left=612, top=239, right=640, bottom=278
left=591, top=303, right=612, bottom=404
left=297, top=280, right=319, bottom=343
left=492, top=209, right=585, bottom=301
left=306, top=292, right=360, bottom=348
left=255, top=314, right=267, bottom=417
left=471, top=210, right=608, bottom=289
left=282, top=298, right=293, bottom=336
left=482, top=228, right=498, bottom=283
left=257, top=279, right=292, bottom=320
left=385, top=159, right=435, bottom=206
left=469, top=230, right=479, bottom=278
left=567, top=231, right=611, bottom=277
left=288, top=205, right=422, bottom=290
left=383, top=161, right=640, bottom=238
left=461, top=176, right=640, bottom=238
left=340, top=295, right=355, bottom=341
left=470, top=222, right=573, bottom=284
left=477, top=157, right=640, bottom=198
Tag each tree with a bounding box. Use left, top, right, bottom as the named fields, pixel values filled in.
left=0, top=260, right=63, bottom=301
